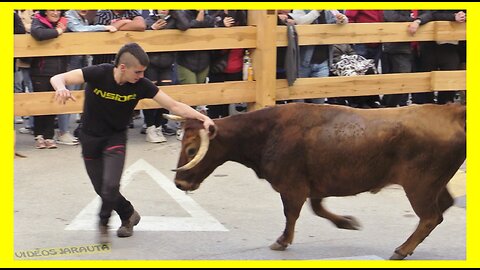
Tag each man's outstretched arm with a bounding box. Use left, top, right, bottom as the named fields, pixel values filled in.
left=50, top=69, right=85, bottom=104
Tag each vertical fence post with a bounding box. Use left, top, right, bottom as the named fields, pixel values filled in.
left=248, top=10, right=277, bottom=110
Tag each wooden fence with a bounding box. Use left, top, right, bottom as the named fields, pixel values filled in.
left=14, top=10, right=466, bottom=116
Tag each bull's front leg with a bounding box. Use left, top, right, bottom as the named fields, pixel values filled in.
left=270, top=193, right=306, bottom=251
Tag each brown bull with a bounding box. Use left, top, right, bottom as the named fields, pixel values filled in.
left=168, top=103, right=466, bottom=260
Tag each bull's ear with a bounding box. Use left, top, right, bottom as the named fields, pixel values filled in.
left=208, top=125, right=217, bottom=140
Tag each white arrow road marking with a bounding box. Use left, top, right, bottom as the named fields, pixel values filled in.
left=65, top=159, right=228, bottom=231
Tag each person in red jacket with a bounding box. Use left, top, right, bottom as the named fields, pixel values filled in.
left=30, top=10, right=69, bottom=149
left=207, top=10, right=248, bottom=118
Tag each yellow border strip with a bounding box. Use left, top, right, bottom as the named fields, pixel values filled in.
left=4, top=2, right=478, bottom=268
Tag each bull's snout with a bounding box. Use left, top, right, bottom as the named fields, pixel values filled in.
left=174, top=179, right=198, bottom=191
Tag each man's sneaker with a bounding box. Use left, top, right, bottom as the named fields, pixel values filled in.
left=146, top=125, right=166, bottom=143
left=35, top=135, right=46, bottom=149
left=98, top=224, right=110, bottom=244
left=161, top=125, right=176, bottom=136
left=56, top=131, right=79, bottom=145
left=117, top=210, right=141, bottom=238
left=45, top=139, right=57, bottom=149
left=176, top=129, right=184, bottom=141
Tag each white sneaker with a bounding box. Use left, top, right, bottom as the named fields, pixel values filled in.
left=18, top=127, right=33, bottom=134
left=155, top=126, right=167, bottom=142
left=146, top=125, right=166, bottom=143
left=176, top=129, right=184, bottom=141
left=35, top=135, right=46, bottom=149
left=56, top=131, right=79, bottom=145
left=14, top=116, right=24, bottom=124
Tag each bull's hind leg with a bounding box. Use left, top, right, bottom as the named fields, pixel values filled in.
left=270, top=193, right=306, bottom=251
left=310, top=198, right=361, bottom=230
left=390, top=186, right=453, bottom=260
left=437, top=187, right=454, bottom=213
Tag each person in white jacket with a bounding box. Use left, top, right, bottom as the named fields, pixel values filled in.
left=288, top=10, right=347, bottom=104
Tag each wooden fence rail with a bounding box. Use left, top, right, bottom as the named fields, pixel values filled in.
left=15, top=71, right=465, bottom=116
left=13, top=10, right=466, bottom=116
left=14, top=22, right=465, bottom=57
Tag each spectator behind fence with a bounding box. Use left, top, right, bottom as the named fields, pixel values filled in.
left=276, top=10, right=294, bottom=81
left=30, top=10, right=69, bottom=149
left=14, top=11, right=26, bottom=127
left=92, top=10, right=146, bottom=66
left=14, top=12, right=26, bottom=93
left=328, top=43, right=356, bottom=106
left=62, top=10, right=118, bottom=144
left=39, top=10, right=78, bottom=146
left=275, top=10, right=295, bottom=105
left=175, top=10, right=215, bottom=86
left=330, top=44, right=377, bottom=103
left=381, top=10, right=418, bottom=108
left=140, top=9, right=184, bottom=143
left=290, top=10, right=348, bottom=105
left=345, top=10, right=384, bottom=108
left=207, top=10, right=248, bottom=119
left=411, top=10, right=465, bottom=105
left=15, top=10, right=35, bottom=134
left=173, top=10, right=215, bottom=140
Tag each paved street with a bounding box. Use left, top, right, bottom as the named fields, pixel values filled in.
left=13, top=117, right=466, bottom=262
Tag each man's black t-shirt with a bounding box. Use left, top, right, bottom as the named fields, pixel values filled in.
left=81, top=63, right=159, bottom=136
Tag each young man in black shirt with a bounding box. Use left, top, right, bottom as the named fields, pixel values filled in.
left=51, top=42, right=215, bottom=244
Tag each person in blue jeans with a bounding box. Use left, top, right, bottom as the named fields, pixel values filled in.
left=290, top=10, right=348, bottom=104
left=58, top=10, right=119, bottom=145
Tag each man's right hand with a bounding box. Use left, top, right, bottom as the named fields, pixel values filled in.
left=55, top=88, right=76, bottom=105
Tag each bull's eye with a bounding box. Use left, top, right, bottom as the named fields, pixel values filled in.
left=186, top=147, right=197, bottom=157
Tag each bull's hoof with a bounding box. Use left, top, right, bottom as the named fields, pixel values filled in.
left=389, top=251, right=407, bottom=260
left=269, top=241, right=288, bottom=251
left=337, top=215, right=361, bottom=230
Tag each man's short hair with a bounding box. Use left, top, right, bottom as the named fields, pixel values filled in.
left=114, top=42, right=150, bottom=67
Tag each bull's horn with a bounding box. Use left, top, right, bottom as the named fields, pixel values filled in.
left=173, top=129, right=209, bottom=172
left=162, top=114, right=186, bottom=122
